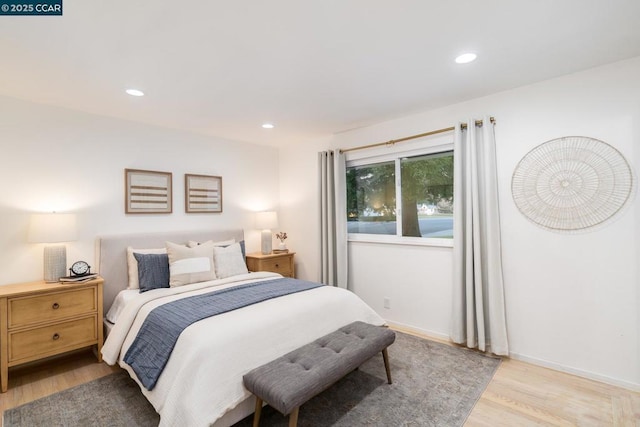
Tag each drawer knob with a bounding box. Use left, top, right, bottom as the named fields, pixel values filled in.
left=52, top=333, right=60, bottom=341
left=52, top=302, right=60, bottom=310
left=275, top=264, right=279, bottom=268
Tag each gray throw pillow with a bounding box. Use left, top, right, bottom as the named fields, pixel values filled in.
left=133, top=252, right=170, bottom=293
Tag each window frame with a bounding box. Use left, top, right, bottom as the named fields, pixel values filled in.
left=345, top=139, right=454, bottom=248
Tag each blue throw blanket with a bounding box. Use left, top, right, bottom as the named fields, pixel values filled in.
left=123, top=278, right=323, bottom=390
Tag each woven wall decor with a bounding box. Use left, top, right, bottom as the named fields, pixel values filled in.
left=512, top=136, right=633, bottom=232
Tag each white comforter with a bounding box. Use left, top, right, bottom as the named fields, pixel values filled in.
left=102, top=272, right=385, bottom=427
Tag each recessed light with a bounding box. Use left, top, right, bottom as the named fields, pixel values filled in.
left=126, top=89, right=145, bottom=97
left=455, top=53, right=477, bottom=64
left=262, top=123, right=274, bottom=129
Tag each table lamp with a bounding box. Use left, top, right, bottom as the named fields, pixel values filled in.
left=255, top=211, right=278, bottom=255
left=28, top=213, right=78, bottom=282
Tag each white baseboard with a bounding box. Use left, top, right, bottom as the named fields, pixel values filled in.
left=509, top=351, right=640, bottom=392
left=384, top=319, right=640, bottom=392
left=385, top=320, right=450, bottom=342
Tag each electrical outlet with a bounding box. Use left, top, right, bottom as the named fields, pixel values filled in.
left=383, top=297, right=391, bottom=309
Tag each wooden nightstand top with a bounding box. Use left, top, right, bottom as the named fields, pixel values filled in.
left=0, top=277, right=104, bottom=298
left=246, top=252, right=296, bottom=260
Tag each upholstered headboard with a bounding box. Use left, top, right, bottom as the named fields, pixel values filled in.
left=96, top=229, right=245, bottom=314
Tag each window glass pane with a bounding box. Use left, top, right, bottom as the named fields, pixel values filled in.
left=346, top=161, right=396, bottom=235
left=400, top=151, right=454, bottom=238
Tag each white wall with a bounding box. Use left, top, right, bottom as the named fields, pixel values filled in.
left=1, top=56, right=637, bottom=390
left=0, top=96, right=280, bottom=286
left=280, top=56, right=640, bottom=389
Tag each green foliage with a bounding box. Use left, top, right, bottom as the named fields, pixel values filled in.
left=346, top=161, right=396, bottom=220
left=346, top=152, right=454, bottom=237
left=402, top=154, right=453, bottom=203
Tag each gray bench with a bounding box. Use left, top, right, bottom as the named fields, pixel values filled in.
left=243, top=321, right=396, bottom=427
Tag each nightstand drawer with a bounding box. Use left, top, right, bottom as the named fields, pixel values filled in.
left=259, top=257, right=293, bottom=276
left=9, top=287, right=96, bottom=328
left=9, top=315, right=98, bottom=362
left=246, top=252, right=296, bottom=278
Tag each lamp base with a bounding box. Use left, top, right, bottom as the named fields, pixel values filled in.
left=261, top=230, right=272, bottom=255
left=44, top=245, right=66, bottom=283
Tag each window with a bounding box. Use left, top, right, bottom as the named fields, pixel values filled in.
left=346, top=150, right=454, bottom=242
left=347, top=161, right=396, bottom=235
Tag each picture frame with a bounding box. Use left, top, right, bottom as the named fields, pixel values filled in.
left=185, top=174, right=223, bottom=213
left=125, top=168, right=173, bottom=214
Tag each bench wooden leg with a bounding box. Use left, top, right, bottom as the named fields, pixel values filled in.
left=382, top=348, right=392, bottom=384
left=253, top=396, right=263, bottom=427
left=288, top=406, right=299, bottom=427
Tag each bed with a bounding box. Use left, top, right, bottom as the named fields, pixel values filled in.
left=97, top=229, right=385, bottom=427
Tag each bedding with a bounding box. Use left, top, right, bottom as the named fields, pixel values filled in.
left=187, top=238, right=235, bottom=248
left=101, top=272, right=385, bottom=427
left=212, top=242, right=248, bottom=278
left=124, top=278, right=322, bottom=390
left=189, top=239, right=247, bottom=259
left=133, top=252, right=170, bottom=292
left=126, top=247, right=167, bottom=290
left=126, top=239, right=239, bottom=291
left=166, top=240, right=217, bottom=286
left=105, top=289, right=141, bottom=324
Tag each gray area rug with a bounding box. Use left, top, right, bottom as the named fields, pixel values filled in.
left=3, top=368, right=159, bottom=427
left=3, top=332, right=500, bottom=427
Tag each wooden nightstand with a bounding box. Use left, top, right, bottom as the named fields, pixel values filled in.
left=246, top=252, right=295, bottom=278
left=0, top=277, right=104, bottom=392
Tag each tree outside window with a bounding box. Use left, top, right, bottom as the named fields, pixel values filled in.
left=346, top=150, right=453, bottom=238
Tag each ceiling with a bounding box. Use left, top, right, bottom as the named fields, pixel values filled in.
left=1, top=0, right=640, bottom=147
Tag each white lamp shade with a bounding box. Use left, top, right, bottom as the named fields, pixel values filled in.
left=28, top=213, right=78, bottom=243
left=255, top=211, right=278, bottom=230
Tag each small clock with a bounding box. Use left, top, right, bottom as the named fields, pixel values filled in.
left=70, top=260, right=91, bottom=276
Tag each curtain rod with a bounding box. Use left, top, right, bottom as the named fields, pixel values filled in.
left=339, top=117, right=495, bottom=154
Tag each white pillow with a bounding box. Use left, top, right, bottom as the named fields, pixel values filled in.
left=213, top=242, right=249, bottom=279
left=166, top=240, right=217, bottom=287
left=126, top=247, right=167, bottom=290
left=187, top=239, right=235, bottom=248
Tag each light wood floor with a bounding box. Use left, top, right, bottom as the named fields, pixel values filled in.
left=1, top=345, right=638, bottom=426
left=467, top=357, right=640, bottom=426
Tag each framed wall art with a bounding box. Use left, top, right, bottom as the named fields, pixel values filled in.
left=185, top=174, right=223, bottom=213
left=125, top=168, right=173, bottom=214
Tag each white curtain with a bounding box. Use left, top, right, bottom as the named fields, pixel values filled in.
left=318, top=150, right=348, bottom=288
left=451, top=117, right=509, bottom=355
